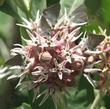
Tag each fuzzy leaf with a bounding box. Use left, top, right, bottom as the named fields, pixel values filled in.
left=0, top=0, right=20, bottom=20
left=0, top=0, right=47, bottom=20
left=23, top=0, right=31, bottom=11
left=0, top=39, right=10, bottom=61
left=65, top=75, right=95, bottom=109
left=60, top=0, right=88, bottom=24
left=20, top=27, right=29, bottom=44
left=30, top=0, right=47, bottom=19
left=15, top=103, right=32, bottom=109
left=60, top=0, right=84, bottom=15
left=13, top=0, right=31, bottom=18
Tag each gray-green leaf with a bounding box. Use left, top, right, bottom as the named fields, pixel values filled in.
left=15, top=103, right=32, bottom=109
left=60, top=0, right=85, bottom=15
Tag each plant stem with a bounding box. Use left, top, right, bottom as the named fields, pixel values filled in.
left=90, top=90, right=102, bottom=109
left=57, top=92, right=67, bottom=109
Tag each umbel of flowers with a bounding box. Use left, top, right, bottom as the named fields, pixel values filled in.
left=84, top=28, right=110, bottom=94
left=7, top=3, right=110, bottom=106
left=9, top=4, right=87, bottom=90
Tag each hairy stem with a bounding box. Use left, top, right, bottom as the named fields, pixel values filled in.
left=90, top=90, right=102, bottom=109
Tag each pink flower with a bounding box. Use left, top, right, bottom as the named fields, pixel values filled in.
left=8, top=4, right=88, bottom=106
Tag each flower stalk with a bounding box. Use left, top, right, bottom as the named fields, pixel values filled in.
left=90, top=90, right=102, bottom=109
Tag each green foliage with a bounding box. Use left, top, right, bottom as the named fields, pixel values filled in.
left=101, top=0, right=110, bottom=24
left=30, top=0, right=47, bottom=19
left=65, top=75, right=94, bottom=109
left=0, top=0, right=47, bottom=20
left=0, top=12, right=13, bottom=64
left=15, top=103, right=32, bottom=109
left=0, top=0, right=20, bottom=20
left=60, top=0, right=84, bottom=15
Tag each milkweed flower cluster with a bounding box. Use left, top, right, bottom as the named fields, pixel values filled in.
left=84, top=28, right=110, bottom=94
left=10, top=12, right=86, bottom=88
left=8, top=4, right=88, bottom=104
left=7, top=3, right=110, bottom=106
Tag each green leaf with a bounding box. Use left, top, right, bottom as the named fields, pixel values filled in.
left=30, top=0, right=47, bottom=19
left=0, top=0, right=32, bottom=20
left=100, top=106, right=107, bottom=109
left=15, top=103, right=32, bottom=109
left=13, top=0, right=31, bottom=19
left=101, top=0, right=110, bottom=24
left=60, top=0, right=88, bottom=23
left=60, top=0, right=85, bottom=15
left=0, top=0, right=20, bottom=20
left=23, top=0, right=31, bottom=11
left=65, top=75, right=95, bottom=109
left=0, top=39, right=10, bottom=61
left=20, top=27, right=29, bottom=45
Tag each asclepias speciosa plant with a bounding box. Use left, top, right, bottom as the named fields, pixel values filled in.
left=2, top=0, right=110, bottom=109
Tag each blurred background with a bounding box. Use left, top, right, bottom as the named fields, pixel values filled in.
left=0, top=0, right=110, bottom=109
